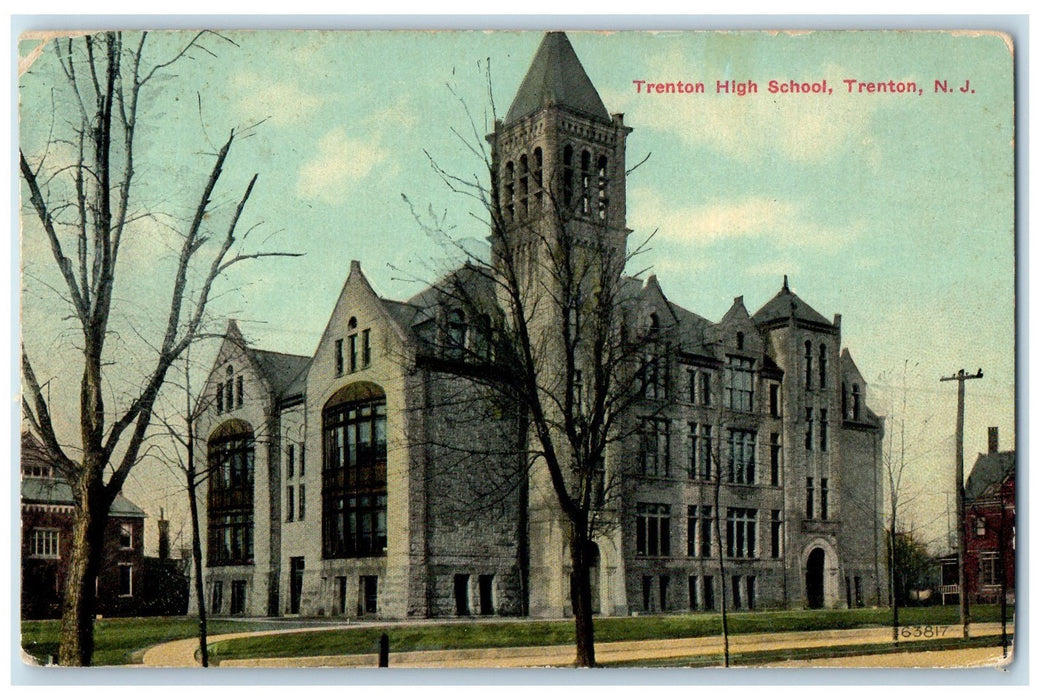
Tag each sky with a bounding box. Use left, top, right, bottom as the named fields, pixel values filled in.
left=18, top=29, right=1015, bottom=556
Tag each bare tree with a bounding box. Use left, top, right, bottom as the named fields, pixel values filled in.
left=19, top=31, right=293, bottom=665
left=405, top=63, right=654, bottom=667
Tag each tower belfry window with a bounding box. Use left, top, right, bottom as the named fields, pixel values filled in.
left=504, top=161, right=515, bottom=222
left=563, top=145, right=574, bottom=208
left=533, top=148, right=543, bottom=210
left=519, top=154, right=529, bottom=219
left=597, top=155, right=608, bottom=221
left=580, top=150, right=591, bottom=215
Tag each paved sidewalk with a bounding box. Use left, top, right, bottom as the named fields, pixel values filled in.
left=141, top=621, right=1013, bottom=668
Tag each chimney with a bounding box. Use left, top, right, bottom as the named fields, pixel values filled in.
left=158, top=507, right=170, bottom=561
left=988, top=427, right=999, bottom=454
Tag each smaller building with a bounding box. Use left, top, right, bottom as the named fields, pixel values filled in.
left=963, top=427, right=1015, bottom=605
left=20, top=432, right=147, bottom=619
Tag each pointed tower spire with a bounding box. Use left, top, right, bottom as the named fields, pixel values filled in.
left=504, top=32, right=611, bottom=125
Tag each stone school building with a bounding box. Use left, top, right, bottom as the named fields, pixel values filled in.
left=191, top=32, right=885, bottom=619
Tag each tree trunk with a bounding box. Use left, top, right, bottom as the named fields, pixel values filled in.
left=713, top=468, right=730, bottom=667
left=188, top=450, right=209, bottom=667
left=58, top=485, right=108, bottom=666
left=568, top=530, right=597, bottom=667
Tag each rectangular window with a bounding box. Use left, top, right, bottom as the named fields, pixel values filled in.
left=770, top=433, right=782, bottom=486
left=688, top=575, right=699, bottom=610
left=362, top=329, right=371, bottom=367
left=820, top=409, right=829, bottom=451
left=687, top=506, right=698, bottom=557
left=769, top=384, right=780, bottom=417
left=300, top=445, right=305, bottom=476
left=298, top=483, right=306, bottom=521
left=118, top=564, right=133, bottom=597
left=642, top=575, right=653, bottom=612
left=640, top=419, right=670, bottom=477
left=286, top=485, right=295, bottom=522
left=805, top=407, right=814, bottom=451
left=230, top=579, right=246, bottom=614
left=211, top=580, right=223, bottom=613
left=806, top=477, right=815, bottom=518
left=976, top=517, right=986, bottom=536
left=703, top=575, right=715, bottom=610
left=236, top=376, right=244, bottom=408
left=687, top=369, right=696, bottom=403
left=659, top=575, right=670, bottom=611
left=727, top=429, right=756, bottom=484
left=348, top=334, right=357, bottom=373
left=701, top=372, right=712, bottom=406
left=225, top=382, right=233, bottom=413
left=335, top=338, right=344, bottom=376
left=641, top=354, right=666, bottom=400
left=479, top=574, right=495, bottom=615
left=287, top=444, right=295, bottom=478
left=688, top=424, right=713, bottom=480
left=30, top=528, right=60, bottom=558
left=216, top=382, right=224, bottom=413
left=731, top=575, right=742, bottom=609
left=980, top=552, right=1000, bottom=586
left=700, top=506, right=713, bottom=558
left=360, top=575, right=378, bottom=615
left=636, top=502, right=671, bottom=556
left=726, top=508, right=757, bottom=558
left=454, top=574, right=471, bottom=615
left=746, top=575, right=756, bottom=610
left=725, top=357, right=754, bottom=412
left=771, top=510, right=782, bottom=558
left=821, top=478, right=829, bottom=520
left=119, top=522, right=133, bottom=549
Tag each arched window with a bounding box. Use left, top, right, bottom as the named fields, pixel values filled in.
left=207, top=420, right=255, bottom=566
left=322, top=383, right=388, bottom=559
left=736, top=332, right=745, bottom=350
left=804, top=341, right=813, bottom=389
left=818, top=344, right=827, bottom=388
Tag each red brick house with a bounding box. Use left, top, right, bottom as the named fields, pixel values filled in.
left=962, top=427, right=1015, bottom=605
left=20, top=432, right=147, bottom=619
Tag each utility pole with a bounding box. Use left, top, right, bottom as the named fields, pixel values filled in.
left=940, top=368, right=983, bottom=639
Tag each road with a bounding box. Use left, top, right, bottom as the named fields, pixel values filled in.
left=140, top=620, right=1014, bottom=668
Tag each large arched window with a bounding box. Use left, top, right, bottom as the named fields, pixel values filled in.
left=322, top=383, right=388, bottom=559
left=207, top=420, right=255, bottom=566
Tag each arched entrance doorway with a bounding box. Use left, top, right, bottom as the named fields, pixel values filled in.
left=806, top=548, right=825, bottom=609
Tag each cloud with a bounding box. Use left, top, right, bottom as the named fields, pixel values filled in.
left=230, top=71, right=323, bottom=127
left=296, top=127, right=388, bottom=204
left=630, top=186, right=861, bottom=251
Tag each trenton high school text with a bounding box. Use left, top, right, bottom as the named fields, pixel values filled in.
left=191, top=32, right=885, bottom=619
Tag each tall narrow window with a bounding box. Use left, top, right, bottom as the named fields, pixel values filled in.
left=805, top=407, right=814, bottom=450
left=298, top=483, right=306, bottom=521
left=804, top=341, right=813, bottom=389
left=820, top=409, right=829, bottom=451
left=504, top=161, right=515, bottom=221
left=287, top=444, right=295, bottom=478
left=447, top=310, right=467, bottom=360
left=335, top=339, right=344, bottom=376
left=580, top=150, right=591, bottom=215
left=216, top=382, right=224, bottom=413
left=727, top=429, right=756, bottom=484
left=703, top=576, right=715, bottom=610
left=688, top=369, right=696, bottom=403
left=659, top=575, right=670, bottom=611
left=348, top=334, right=357, bottom=372
left=806, top=477, right=815, bottom=519
left=687, top=506, right=698, bottom=557
left=640, top=419, right=669, bottom=477
left=286, top=485, right=295, bottom=521
left=362, top=329, right=371, bottom=367
left=731, top=576, right=742, bottom=609
left=224, top=380, right=233, bottom=412
left=852, top=384, right=862, bottom=420
left=746, top=575, right=756, bottom=610
left=769, top=384, right=781, bottom=417
left=821, top=478, right=829, bottom=520
left=688, top=576, right=699, bottom=610
left=725, top=357, right=754, bottom=411
left=689, top=424, right=712, bottom=480
left=842, top=382, right=848, bottom=419
left=771, top=510, right=782, bottom=558
left=596, top=155, right=608, bottom=221
left=636, top=503, right=671, bottom=556
left=533, top=147, right=543, bottom=210
left=563, top=145, right=574, bottom=207
left=518, top=154, right=529, bottom=219
left=770, top=433, right=782, bottom=486
left=819, top=344, right=827, bottom=387
left=236, top=376, right=244, bottom=408
left=701, top=371, right=711, bottom=406
left=700, top=506, right=713, bottom=557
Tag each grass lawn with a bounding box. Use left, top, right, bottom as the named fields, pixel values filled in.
left=20, top=617, right=286, bottom=667
left=208, top=604, right=1010, bottom=663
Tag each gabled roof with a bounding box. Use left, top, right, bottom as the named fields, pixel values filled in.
left=752, top=276, right=833, bottom=328
left=250, top=348, right=310, bottom=401
left=504, top=32, right=611, bottom=126
left=966, top=450, right=1015, bottom=502
left=21, top=477, right=147, bottom=518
